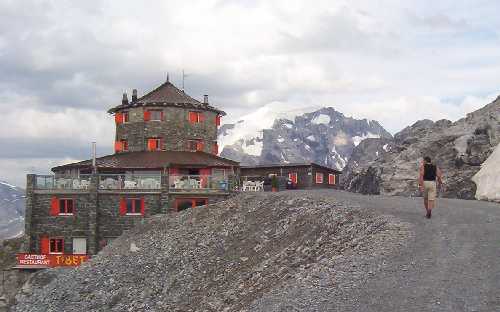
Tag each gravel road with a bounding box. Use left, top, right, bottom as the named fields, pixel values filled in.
left=322, top=190, right=500, bottom=312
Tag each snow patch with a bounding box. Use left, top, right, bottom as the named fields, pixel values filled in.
left=472, top=143, right=500, bottom=202
left=306, top=135, right=316, bottom=142
left=311, top=114, right=331, bottom=125
left=0, top=181, right=18, bottom=189
left=352, top=132, right=380, bottom=146
left=383, top=144, right=389, bottom=152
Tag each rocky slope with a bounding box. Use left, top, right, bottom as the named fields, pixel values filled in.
left=343, top=96, right=500, bottom=199
left=0, top=237, right=31, bottom=311
left=13, top=192, right=408, bottom=312
left=0, top=181, right=25, bottom=240
left=220, top=107, right=392, bottom=170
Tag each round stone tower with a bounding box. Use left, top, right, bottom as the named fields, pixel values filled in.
left=108, top=77, right=225, bottom=155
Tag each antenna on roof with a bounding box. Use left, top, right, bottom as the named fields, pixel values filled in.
left=182, top=69, right=189, bottom=92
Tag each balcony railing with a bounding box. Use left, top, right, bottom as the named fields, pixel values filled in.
left=169, top=175, right=229, bottom=192
left=32, top=174, right=233, bottom=192
left=98, top=174, right=162, bottom=190
left=36, top=175, right=92, bottom=190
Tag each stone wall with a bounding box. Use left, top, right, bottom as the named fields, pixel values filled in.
left=25, top=175, right=233, bottom=255
left=116, top=106, right=219, bottom=153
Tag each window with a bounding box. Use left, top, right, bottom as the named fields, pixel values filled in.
left=150, top=110, right=163, bottom=121
left=315, top=172, right=324, bottom=184
left=123, top=111, right=129, bottom=123
left=58, top=199, right=74, bottom=215
left=120, top=198, right=145, bottom=216
left=51, top=197, right=75, bottom=216
left=328, top=174, right=336, bottom=185
left=187, top=140, right=204, bottom=152
left=126, top=198, right=142, bottom=214
left=288, top=172, right=298, bottom=184
left=121, top=140, right=129, bottom=151
left=147, top=138, right=162, bottom=151
left=49, top=238, right=64, bottom=254
left=175, top=198, right=208, bottom=212
left=188, top=111, right=204, bottom=124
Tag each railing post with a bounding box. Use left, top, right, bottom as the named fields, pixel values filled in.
left=160, top=172, right=170, bottom=214
left=87, top=174, right=98, bottom=255
left=23, top=174, right=36, bottom=253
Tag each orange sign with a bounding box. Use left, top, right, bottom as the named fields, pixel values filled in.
left=16, top=254, right=89, bottom=268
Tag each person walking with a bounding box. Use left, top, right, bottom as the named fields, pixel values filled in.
left=419, top=156, right=443, bottom=219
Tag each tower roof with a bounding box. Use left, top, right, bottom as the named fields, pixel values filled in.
left=108, top=80, right=226, bottom=115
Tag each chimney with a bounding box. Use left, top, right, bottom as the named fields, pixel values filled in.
left=122, top=93, right=129, bottom=105
left=132, top=89, right=138, bottom=102
left=91, top=142, right=97, bottom=173
left=203, top=95, right=209, bottom=104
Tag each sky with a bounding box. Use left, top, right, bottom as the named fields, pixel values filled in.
left=1, top=0, right=499, bottom=187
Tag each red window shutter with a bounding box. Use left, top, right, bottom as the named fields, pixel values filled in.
left=115, top=113, right=123, bottom=124
left=144, top=110, right=151, bottom=121
left=119, top=198, right=127, bottom=216
left=140, top=198, right=145, bottom=216
left=212, top=143, right=218, bottom=155
left=160, top=111, right=165, bottom=121
left=196, top=141, right=204, bottom=151
left=114, top=141, right=123, bottom=153
left=40, top=236, right=50, bottom=254
left=50, top=196, right=59, bottom=216
left=215, top=115, right=221, bottom=126
left=289, top=172, right=297, bottom=184
left=147, top=139, right=156, bottom=151
left=316, top=173, right=323, bottom=184
left=189, top=112, right=197, bottom=123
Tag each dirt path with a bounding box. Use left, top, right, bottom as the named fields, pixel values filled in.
left=321, top=190, right=500, bottom=312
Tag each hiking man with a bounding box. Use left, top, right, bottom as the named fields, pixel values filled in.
left=419, top=156, right=443, bottom=219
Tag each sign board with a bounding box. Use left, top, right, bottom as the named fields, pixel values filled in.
left=16, top=254, right=89, bottom=269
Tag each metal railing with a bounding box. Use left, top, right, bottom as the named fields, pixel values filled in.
left=169, top=175, right=229, bottom=191
left=36, top=175, right=92, bottom=190
left=98, top=174, right=162, bottom=190
left=33, top=174, right=233, bottom=192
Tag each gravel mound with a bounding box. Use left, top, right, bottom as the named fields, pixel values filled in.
left=13, top=191, right=409, bottom=312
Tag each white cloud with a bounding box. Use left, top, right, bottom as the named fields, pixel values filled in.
left=1, top=0, right=500, bottom=185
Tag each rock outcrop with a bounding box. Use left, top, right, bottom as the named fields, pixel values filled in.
left=343, top=97, right=500, bottom=199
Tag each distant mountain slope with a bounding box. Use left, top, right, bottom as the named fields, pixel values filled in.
left=219, top=107, right=392, bottom=170
left=342, top=96, right=500, bottom=199
left=0, top=181, right=25, bottom=239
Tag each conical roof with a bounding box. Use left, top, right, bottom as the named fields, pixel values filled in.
left=108, top=79, right=225, bottom=115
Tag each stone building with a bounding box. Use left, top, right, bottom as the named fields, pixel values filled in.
left=24, top=78, right=239, bottom=259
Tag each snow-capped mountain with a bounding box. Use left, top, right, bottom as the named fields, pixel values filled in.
left=219, top=107, right=392, bottom=169
left=0, top=181, right=25, bottom=240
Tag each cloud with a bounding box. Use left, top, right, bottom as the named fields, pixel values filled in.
left=1, top=0, right=500, bottom=186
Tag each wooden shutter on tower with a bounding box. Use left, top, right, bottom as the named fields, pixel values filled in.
left=212, top=143, right=218, bottom=155
left=215, top=115, right=221, bottom=126
left=189, top=112, right=197, bottom=123
left=115, top=113, right=123, bottom=124
left=119, top=198, right=127, bottom=216
left=40, top=236, right=50, bottom=254
left=140, top=198, right=145, bottom=216
left=114, top=141, right=123, bottom=153
left=144, top=110, right=151, bottom=121
left=50, top=196, right=59, bottom=216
